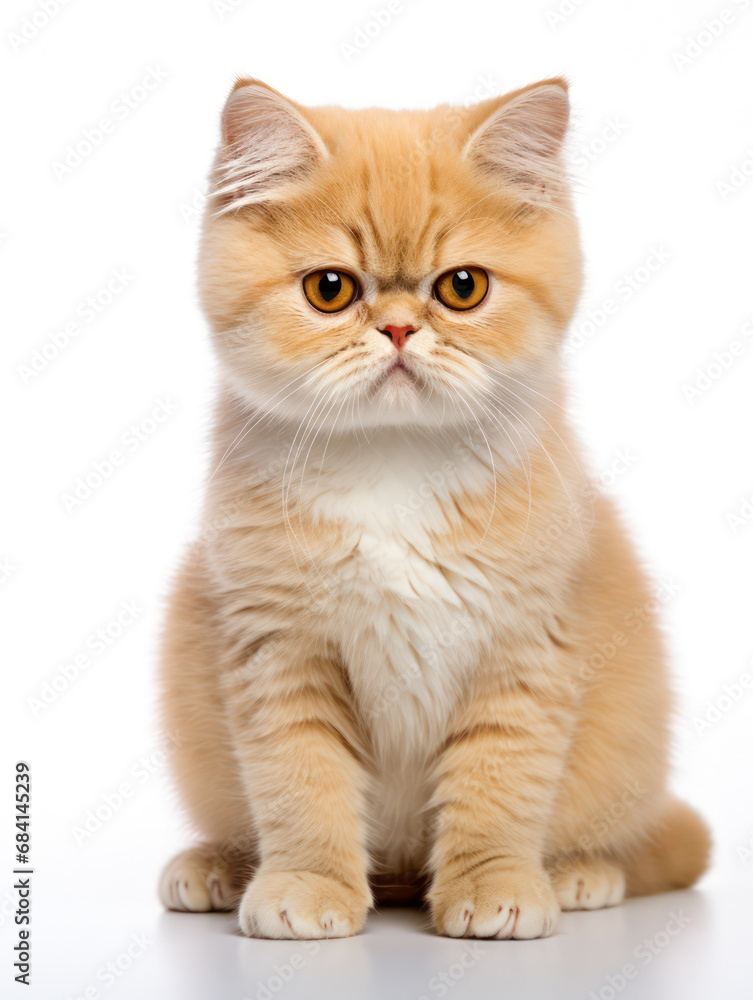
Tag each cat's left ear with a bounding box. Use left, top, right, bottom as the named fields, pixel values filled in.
left=212, top=78, right=328, bottom=215
left=462, top=78, right=570, bottom=204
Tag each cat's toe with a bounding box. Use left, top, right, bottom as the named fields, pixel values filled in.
left=238, top=869, right=371, bottom=939
left=429, top=864, right=560, bottom=940
left=552, top=857, right=625, bottom=910
left=159, top=848, right=238, bottom=913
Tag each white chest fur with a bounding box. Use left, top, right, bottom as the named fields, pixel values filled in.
left=303, top=431, right=499, bottom=760
left=245, top=422, right=516, bottom=870
left=321, top=482, right=497, bottom=873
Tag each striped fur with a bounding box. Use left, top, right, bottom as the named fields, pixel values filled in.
left=158, top=78, right=709, bottom=939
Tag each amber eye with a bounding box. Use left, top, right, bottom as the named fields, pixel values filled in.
left=433, top=266, right=489, bottom=310
left=302, top=269, right=358, bottom=313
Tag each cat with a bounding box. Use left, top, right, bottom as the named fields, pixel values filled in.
left=157, top=76, right=710, bottom=939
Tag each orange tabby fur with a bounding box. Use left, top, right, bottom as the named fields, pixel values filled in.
left=158, top=77, right=709, bottom=939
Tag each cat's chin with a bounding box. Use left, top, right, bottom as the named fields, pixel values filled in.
left=369, top=355, right=420, bottom=394
left=224, top=366, right=489, bottom=434
left=346, top=392, right=470, bottom=432
left=370, top=366, right=419, bottom=402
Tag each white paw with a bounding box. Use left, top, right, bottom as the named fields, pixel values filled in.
left=159, top=848, right=237, bottom=912
left=430, top=865, right=560, bottom=940
left=553, top=857, right=626, bottom=910
left=239, top=869, right=370, bottom=939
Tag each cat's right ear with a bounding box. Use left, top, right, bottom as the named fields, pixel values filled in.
left=212, top=79, right=328, bottom=215
left=462, top=78, right=570, bottom=206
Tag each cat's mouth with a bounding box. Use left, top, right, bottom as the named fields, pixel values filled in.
left=372, top=355, right=419, bottom=392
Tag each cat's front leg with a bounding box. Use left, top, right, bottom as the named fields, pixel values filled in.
left=225, top=636, right=372, bottom=939
left=428, top=670, right=572, bottom=939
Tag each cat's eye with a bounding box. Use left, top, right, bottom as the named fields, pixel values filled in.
left=302, top=269, right=359, bottom=313
left=433, top=266, right=489, bottom=310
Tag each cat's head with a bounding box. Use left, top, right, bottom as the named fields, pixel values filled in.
left=199, top=78, right=582, bottom=432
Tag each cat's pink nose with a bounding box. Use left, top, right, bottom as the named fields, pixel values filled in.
left=379, top=325, right=416, bottom=350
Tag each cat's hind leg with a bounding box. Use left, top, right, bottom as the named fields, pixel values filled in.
left=159, top=844, right=250, bottom=913
left=158, top=550, right=258, bottom=913
left=550, top=855, right=626, bottom=911
left=549, top=798, right=710, bottom=910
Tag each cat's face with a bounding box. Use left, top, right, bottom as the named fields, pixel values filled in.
left=199, top=79, right=582, bottom=432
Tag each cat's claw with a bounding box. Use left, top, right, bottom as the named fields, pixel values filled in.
left=429, top=865, right=560, bottom=939
left=238, top=869, right=371, bottom=939
left=159, top=848, right=238, bottom=913
left=552, top=857, right=626, bottom=910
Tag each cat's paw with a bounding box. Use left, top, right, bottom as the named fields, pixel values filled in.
left=239, top=869, right=371, bottom=939
left=159, top=847, right=239, bottom=912
left=552, top=857, right=625, bottom=910
left=429, top=864, right=560, bottom=939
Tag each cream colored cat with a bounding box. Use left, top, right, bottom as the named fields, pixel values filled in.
left=158, top=77, right=709, bottom=939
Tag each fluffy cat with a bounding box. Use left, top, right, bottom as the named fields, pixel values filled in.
left=158, top=77, right=709, bottom=939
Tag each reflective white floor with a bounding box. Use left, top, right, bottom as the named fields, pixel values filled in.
left=20, top=878, right=753, bottom=999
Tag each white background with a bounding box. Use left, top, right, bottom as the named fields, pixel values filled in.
left=3, top=0, right=753, bottom=997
